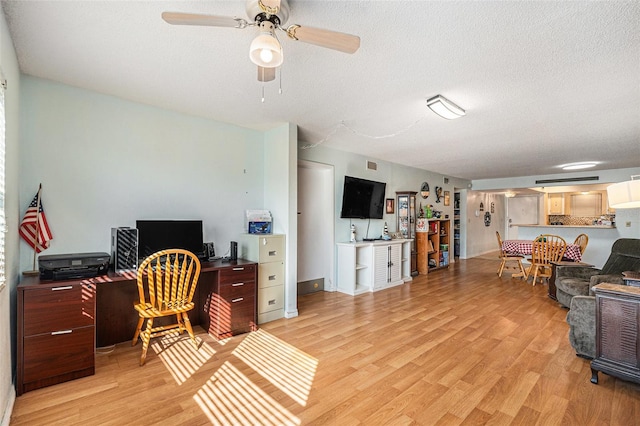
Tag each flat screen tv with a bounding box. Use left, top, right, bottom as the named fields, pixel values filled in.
left=136, top=220, right=204, bottom=259
left=340, top=176, right=386, bottom=219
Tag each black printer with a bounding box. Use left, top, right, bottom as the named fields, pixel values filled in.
left=38, top=252, right=110, bottom=281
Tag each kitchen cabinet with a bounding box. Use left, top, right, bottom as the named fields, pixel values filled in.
left=548, top=193, right=564, bottom=215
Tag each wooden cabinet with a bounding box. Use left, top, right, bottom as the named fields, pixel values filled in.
left=396, top=191, right=418, bottom=275
left=240, top=234, right=285, bottom=324
left=17, top=281, right=96, bottom=395
left=417, top=219, right=450, bottom=272
left=548, top=193, right=564, bottom=215
left=337, top=240, right=412, bottom=295
left=591, top=283, right=640, bottom=385
left=208, top=265, right=258, bottom=339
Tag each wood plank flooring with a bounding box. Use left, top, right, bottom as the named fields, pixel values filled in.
left=11, top=257, right=640, bottom=425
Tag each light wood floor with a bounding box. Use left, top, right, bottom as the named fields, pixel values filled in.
left=11, top=257, right=640, bottom=425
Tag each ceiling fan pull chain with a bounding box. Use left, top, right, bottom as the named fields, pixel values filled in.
left=279, top=68, right=282, bottom=94
left=261, top=85, right=265, bottom=103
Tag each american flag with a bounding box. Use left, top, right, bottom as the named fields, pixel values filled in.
left=19, top=191, right=53, bottom=253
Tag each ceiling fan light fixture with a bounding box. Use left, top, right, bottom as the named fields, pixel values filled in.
left=426, top=95, right=466, bottom=120
left=249, top=22, right=283, bottom=68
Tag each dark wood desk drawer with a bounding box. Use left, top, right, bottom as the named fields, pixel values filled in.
left=23, top=325, right=95, bottom=383
left=219, top=265, right=256, bottom=284
left=215, top=295, right=256, bottom=337
left=23, top=284, right=95, bottom=336
left=218, top=280, right=255, bottom=300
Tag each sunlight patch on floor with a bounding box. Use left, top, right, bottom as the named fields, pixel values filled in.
left=151, top=334, right=216, bottom=384
left=194, top=361, right=300, bottom=426
left=232, top=329, right=318, bottom=406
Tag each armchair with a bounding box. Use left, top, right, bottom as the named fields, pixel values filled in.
left=555, top=238, right=640, bottom=309
left=561, top=239, right=640, bottom=359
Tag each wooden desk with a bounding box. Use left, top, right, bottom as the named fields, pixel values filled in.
left=17, top=259, right=257, bottom=394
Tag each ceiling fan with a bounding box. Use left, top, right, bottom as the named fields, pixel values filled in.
left=162, top=0, right=361, bottom=82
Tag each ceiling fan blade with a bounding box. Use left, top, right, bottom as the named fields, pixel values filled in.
left=161, top=12, right=244, bottom=28
left=257, top=66, right=276, bottom=82
left=285, top=25, right=360, bottom=54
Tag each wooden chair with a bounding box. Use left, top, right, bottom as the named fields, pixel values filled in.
left=132, top=249, right=201, bottom=365
left=526, top=237, right=567, bottom=285
left=496, top=231, right=526, bottom=278
left=574, top=233, right=589, bottom=255
left=535, top=234, right=565, bottom=245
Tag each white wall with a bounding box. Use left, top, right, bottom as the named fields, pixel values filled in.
left=19, top=76, right=266, bottom=269
left=1, top=7, right=21, bottom=424
left=297, top=142, right=471, bottom=285
left=463, top=191, right=507, bottom=257
left=263, top=123, right=298, bottom=319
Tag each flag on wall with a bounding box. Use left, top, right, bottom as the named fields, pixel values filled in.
left=19, top=188, right=53, bottom=253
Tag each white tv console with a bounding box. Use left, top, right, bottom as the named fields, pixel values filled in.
left=336, top=239, right=413, bottom=296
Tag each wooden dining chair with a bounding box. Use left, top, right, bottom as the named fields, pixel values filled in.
left=526, top=237, right=567, bottom=285
left=132, top=249, right=202, bottom=365
left=496, top=231, right=526, bottom=278
left=535, top=234, right=565, bottom=245
left=574, top=233, right=589, bottom=255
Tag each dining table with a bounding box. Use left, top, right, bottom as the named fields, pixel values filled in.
left=501, top=239, right=583, bottom=262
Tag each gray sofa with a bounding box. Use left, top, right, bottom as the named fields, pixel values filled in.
left=560, top=238, right=640, bottom=358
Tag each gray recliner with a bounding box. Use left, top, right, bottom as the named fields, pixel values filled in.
left=555, top=238, right=640, bottom=308
left=560, top=238, right=640, bottom=359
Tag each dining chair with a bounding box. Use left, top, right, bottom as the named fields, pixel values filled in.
left=535, top=234, right=565, bottom=245
left=496, top=231, right=527, bottom=278
left=526, top=237, right=567, bottom=285
left=132, top=249, right=202, bottom=365
left=574, top=233, right=589, bottom=255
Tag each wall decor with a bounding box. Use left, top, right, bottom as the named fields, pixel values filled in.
left=386, top=198, right=394, bottom=214
left=444, top=191, right=450, bottom=206
left=420, top=182, right=430, bottom=198
left=435, top=186, right=443, bottom=203
left=484, top=211, right=492, bottom=226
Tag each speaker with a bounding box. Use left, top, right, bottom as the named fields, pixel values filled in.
left=230, top=241, right=238, bottom=261
left=111, top=227, right=138, bottom=272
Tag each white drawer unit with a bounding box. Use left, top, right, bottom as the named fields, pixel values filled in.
left=240, top=234, right=285, bottom=324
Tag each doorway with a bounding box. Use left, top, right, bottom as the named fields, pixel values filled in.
left=506, top=195, right=540, bottom=239
left=297, top=160, right=334, bottom=293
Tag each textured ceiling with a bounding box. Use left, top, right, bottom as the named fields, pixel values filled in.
left=2, top=1, right=639, bottom=180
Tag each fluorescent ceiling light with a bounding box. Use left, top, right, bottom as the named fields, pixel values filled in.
left=560, top=162, right=598, bottom=171
left=426, top=95, right=466, bottom=120
left=607, top=176, right=640, bottom=209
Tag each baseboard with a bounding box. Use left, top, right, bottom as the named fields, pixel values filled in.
left=284, top=309, right=298, bottom=319
left=1, top=385, right=15, bottom=426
